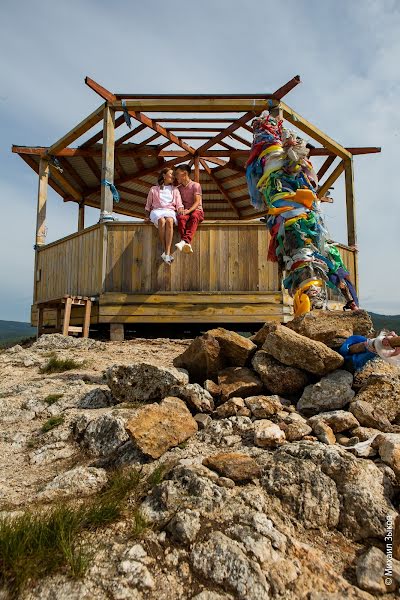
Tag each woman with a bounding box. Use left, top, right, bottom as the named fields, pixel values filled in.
left=145, top=167, right=184, bottom=264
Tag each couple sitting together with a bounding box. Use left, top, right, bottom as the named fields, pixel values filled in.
left=145, top=164, right=204, bottom=264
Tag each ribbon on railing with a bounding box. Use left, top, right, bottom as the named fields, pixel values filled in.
left=121, top=100, right=132, bottom=129
left=101, top=179, right=120, bottom=203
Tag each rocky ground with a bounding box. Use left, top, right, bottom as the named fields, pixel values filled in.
left=1, top=310, right=400, bottom=599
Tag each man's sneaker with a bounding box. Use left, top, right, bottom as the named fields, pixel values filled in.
left=175, top=240, right=186, bottom=252
left=183, top=243, right=193, bottom=254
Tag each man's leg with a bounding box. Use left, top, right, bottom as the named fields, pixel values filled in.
left=184, top=212, right=204, bottom=244
left=177, top=214, right=190, bottom=241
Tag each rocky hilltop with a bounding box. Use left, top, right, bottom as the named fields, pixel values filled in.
left=0, top=310, right=400, bottom=599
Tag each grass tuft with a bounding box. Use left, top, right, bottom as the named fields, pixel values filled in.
left=41, top=416, right=64, bottom=434
left=0, top=468, right=142, bottom=597
left=131, top=509, right=149, bottom=539
left=40, top=354, right=83, bottom=374
left=44, top=393, right=64, bottom=405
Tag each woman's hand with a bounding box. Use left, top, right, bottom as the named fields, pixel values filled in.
left=144, top=216, right=151, bottom=222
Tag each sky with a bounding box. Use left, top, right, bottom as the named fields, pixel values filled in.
left=1, top=0, right=399, bottom=321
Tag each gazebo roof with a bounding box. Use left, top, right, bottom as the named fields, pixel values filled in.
left=12, top=76, right=380, bottom=221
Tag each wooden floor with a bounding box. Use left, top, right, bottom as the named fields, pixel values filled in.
left=31, top=221, right=357, bottom=326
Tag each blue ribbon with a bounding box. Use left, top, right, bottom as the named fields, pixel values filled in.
left=101, top=180, right=120, bottom=203
left=121, top=100, right=132, bottom=129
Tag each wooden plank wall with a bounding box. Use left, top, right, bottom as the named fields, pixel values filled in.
left=104, top=222, right=279, bottom=293
left=35, top=225, right=102, bottom=303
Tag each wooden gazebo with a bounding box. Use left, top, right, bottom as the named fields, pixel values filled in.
left=13, top=75, right=380, bottom=338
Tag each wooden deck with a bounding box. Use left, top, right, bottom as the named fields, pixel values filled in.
left=31, top=221, right=357, bottom=326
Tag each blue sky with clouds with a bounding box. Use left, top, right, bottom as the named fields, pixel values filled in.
left=1, top=0, right=399, bottom=321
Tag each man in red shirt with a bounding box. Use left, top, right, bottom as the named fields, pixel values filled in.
left=174, top=164, right=204, bottom=253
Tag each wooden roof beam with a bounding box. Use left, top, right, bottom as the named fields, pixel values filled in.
left=80, top=114, right=125, bottom=147
left=115, top=123, right=147, bottom=146
left=46, top=103, right=105, bottom=157
left=200, top=159, right=240, bottom=217
left=317, top=156, right=336, bottom=181
left=318, top=161, right=345, bottom=197
left=272, top=75, right=301, bottom=100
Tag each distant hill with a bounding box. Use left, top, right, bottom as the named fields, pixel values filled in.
left=0, top=320, right=36, bottom=348
left=369, top=313, right=400, bottom=333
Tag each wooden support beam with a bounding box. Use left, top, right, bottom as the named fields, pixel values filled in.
left=344, top=158, right=357, bottom=247
left=317, top=156, right=336, bottom=181
left=281, top=102, right=352, bottom=160
left=80, top=114, right=125, bottom=147
left=100, top=104, right=115, bottom=216
left=36, top=158, right=49, bottom=246
left=112, top=99, right=276, bottom=112
left=200, top=159, right=240, bottom=217
left=49, top=164, right=82, bottom=201
left=46, top=104, right=105, bottom=156
left=78, top=203, right=85, bottom=231
left=20, top=154, right=65, bottom=198
left=156, top=118, right=234, bottom=123
left=196, top=112, right=257, bottom=154
left=317, top=161, right=345, bottom=197
left=115, top=123, right=147, bottom=146
left=128, top=110, right=196, bottom=154
left=194, top=156, right=200, bottom=183
left=272, top=75, right=301, bottom=100
left=228, top=132, right=252, bottom=147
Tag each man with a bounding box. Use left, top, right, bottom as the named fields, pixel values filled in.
left=174, top=164, right=204, bottom=253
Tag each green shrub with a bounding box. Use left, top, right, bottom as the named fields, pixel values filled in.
left=41, top=416, right=64, bottom=433
left=40, top=354, right=83, bottom=374
left=44, top=393, right=64, bottom=405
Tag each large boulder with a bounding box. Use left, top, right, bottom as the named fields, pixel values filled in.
left=173, top=334, right=223, bottom=383
left=250, top=322, right=279, bottom=348
left=218, top=367, right=263, bottom=401
left=297, top=370, right=355, bottom=416
left=73, top=413, right=129, bottom=457
left=251, top=351, right=308, bottom=395
left=206, top=328, right=256, bottom=366
left=376, top=433, right=400, bottom=479
left=125, top=397, right=198, bottom=459
left=203, top=452, right=261, bottom=482
left=355, top=375, right=400, bottom=422
left=254, top=420, right=286, bottom=448
left=286, top=310, right=373, bottom=347
left=349, top=399, right=393, bottom=431
left=177, top=383, right=214, bottom=413
left=244, top=395, right=283, bottom=418
left=356, top=546, right=400, bottom=594
left=190, top=531, right=270, bottom=600
left=37, top=466, right=108, bottom=501
left=262, top=441, right=397, bottom=540
left=308, top=410, right=359, bottom=433
left=105, top=362, right=189, bottom=403
left=262, top=325, right=344, bottom=376
left=353, top=357, right=400, bottom=389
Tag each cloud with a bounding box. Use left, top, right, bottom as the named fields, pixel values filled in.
left=1, top=0, right=399, bottom=320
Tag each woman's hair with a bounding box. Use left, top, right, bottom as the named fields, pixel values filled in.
left=158, top=167, right=172, bottom=189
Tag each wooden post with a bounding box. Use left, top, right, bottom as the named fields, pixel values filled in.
left=344, top=158, right=357, bottom=247
left=83, top=299, right=92, bottom=338
left=36, top=158, right=49, bottom=246
left=100, top=104, right=115, bottom=217
left=78, top=202, right=85, bottom=231
left=62, top=297, right=73, bottom=336
left=110, top=323, right=124, bottom=341
left=194, top=155, right=200, bottom=183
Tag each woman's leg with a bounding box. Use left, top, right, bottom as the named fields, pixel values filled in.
left=157, top=218, right=166, bottom=250
left=165, top=217, right=174, bottom=255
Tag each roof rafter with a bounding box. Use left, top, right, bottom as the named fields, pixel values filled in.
left=200, top=159, right=240, bottom=217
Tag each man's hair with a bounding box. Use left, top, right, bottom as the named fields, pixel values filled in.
left=175, top=164, right=191, bottom=175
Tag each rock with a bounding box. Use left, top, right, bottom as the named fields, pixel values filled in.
left=204, top=379, right=222, bottom=399
left=75, top=414, right=129, bottom=457
left=284, top=421, right=313, bottom=441
left=216, top=397, right=247, bottom=418
left=190, top=531, right=270, bottom=600
left=37, top=466, right=108, bottom=500
left=262, top=324, right=344, bottom=376
left=308, top=410, right=359, bottom=433
left=250, top=322, right=279, bottom=347
left=173, top=334, right=223, bottom=382
left=355, top=375, right=400, bottom=422
left=218, top=367, right=263, bottom=401
left=335, top=434, right=359, bottom=447
left=32, top=333, right=105, bottom=351
left=105, top=362, right=189, bottom=403
left=29, top=441, right=76, bottom=465
left=218, top=477, right=235, bottom=488
left=351, top=426, right=382, bottom=441
left=192, top=592, right=233, bottom=600
left=244, top=395, right=284, bottom=418
left=312, top=421, right=336, bottom=445
left=194, top=413, right=212, bottom=430
left=254, top=420, right=286, bottom=448
left=376, top=433, right=400, bottom=478
left=78, top=387, right=116, bottom=409
left=297, top=370, right=355, bottom=416
left=353, top=357, right=400, bottom=389
left=251, top=351, right=308, bottom=395
left=356, top=546, right=400, bottom=594
left=263, top=441, right=397, bottom=539
left=349, top=399, right=393, bottom=431
left=286, top=309, right=373, bottom=347
left=125, top=397, right=198, bottom=459
left=203, top=452, right=261, bottom=481
left=167, top=509, right=201, bottom=543
left=206, top=327, right=256, bottom=366
left=118, top=558, right=155, bottom=590
left=177, top=383, right=214, bottom=413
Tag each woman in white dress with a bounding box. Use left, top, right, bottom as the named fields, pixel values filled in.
left=145, top=168, right=184, bottom=264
